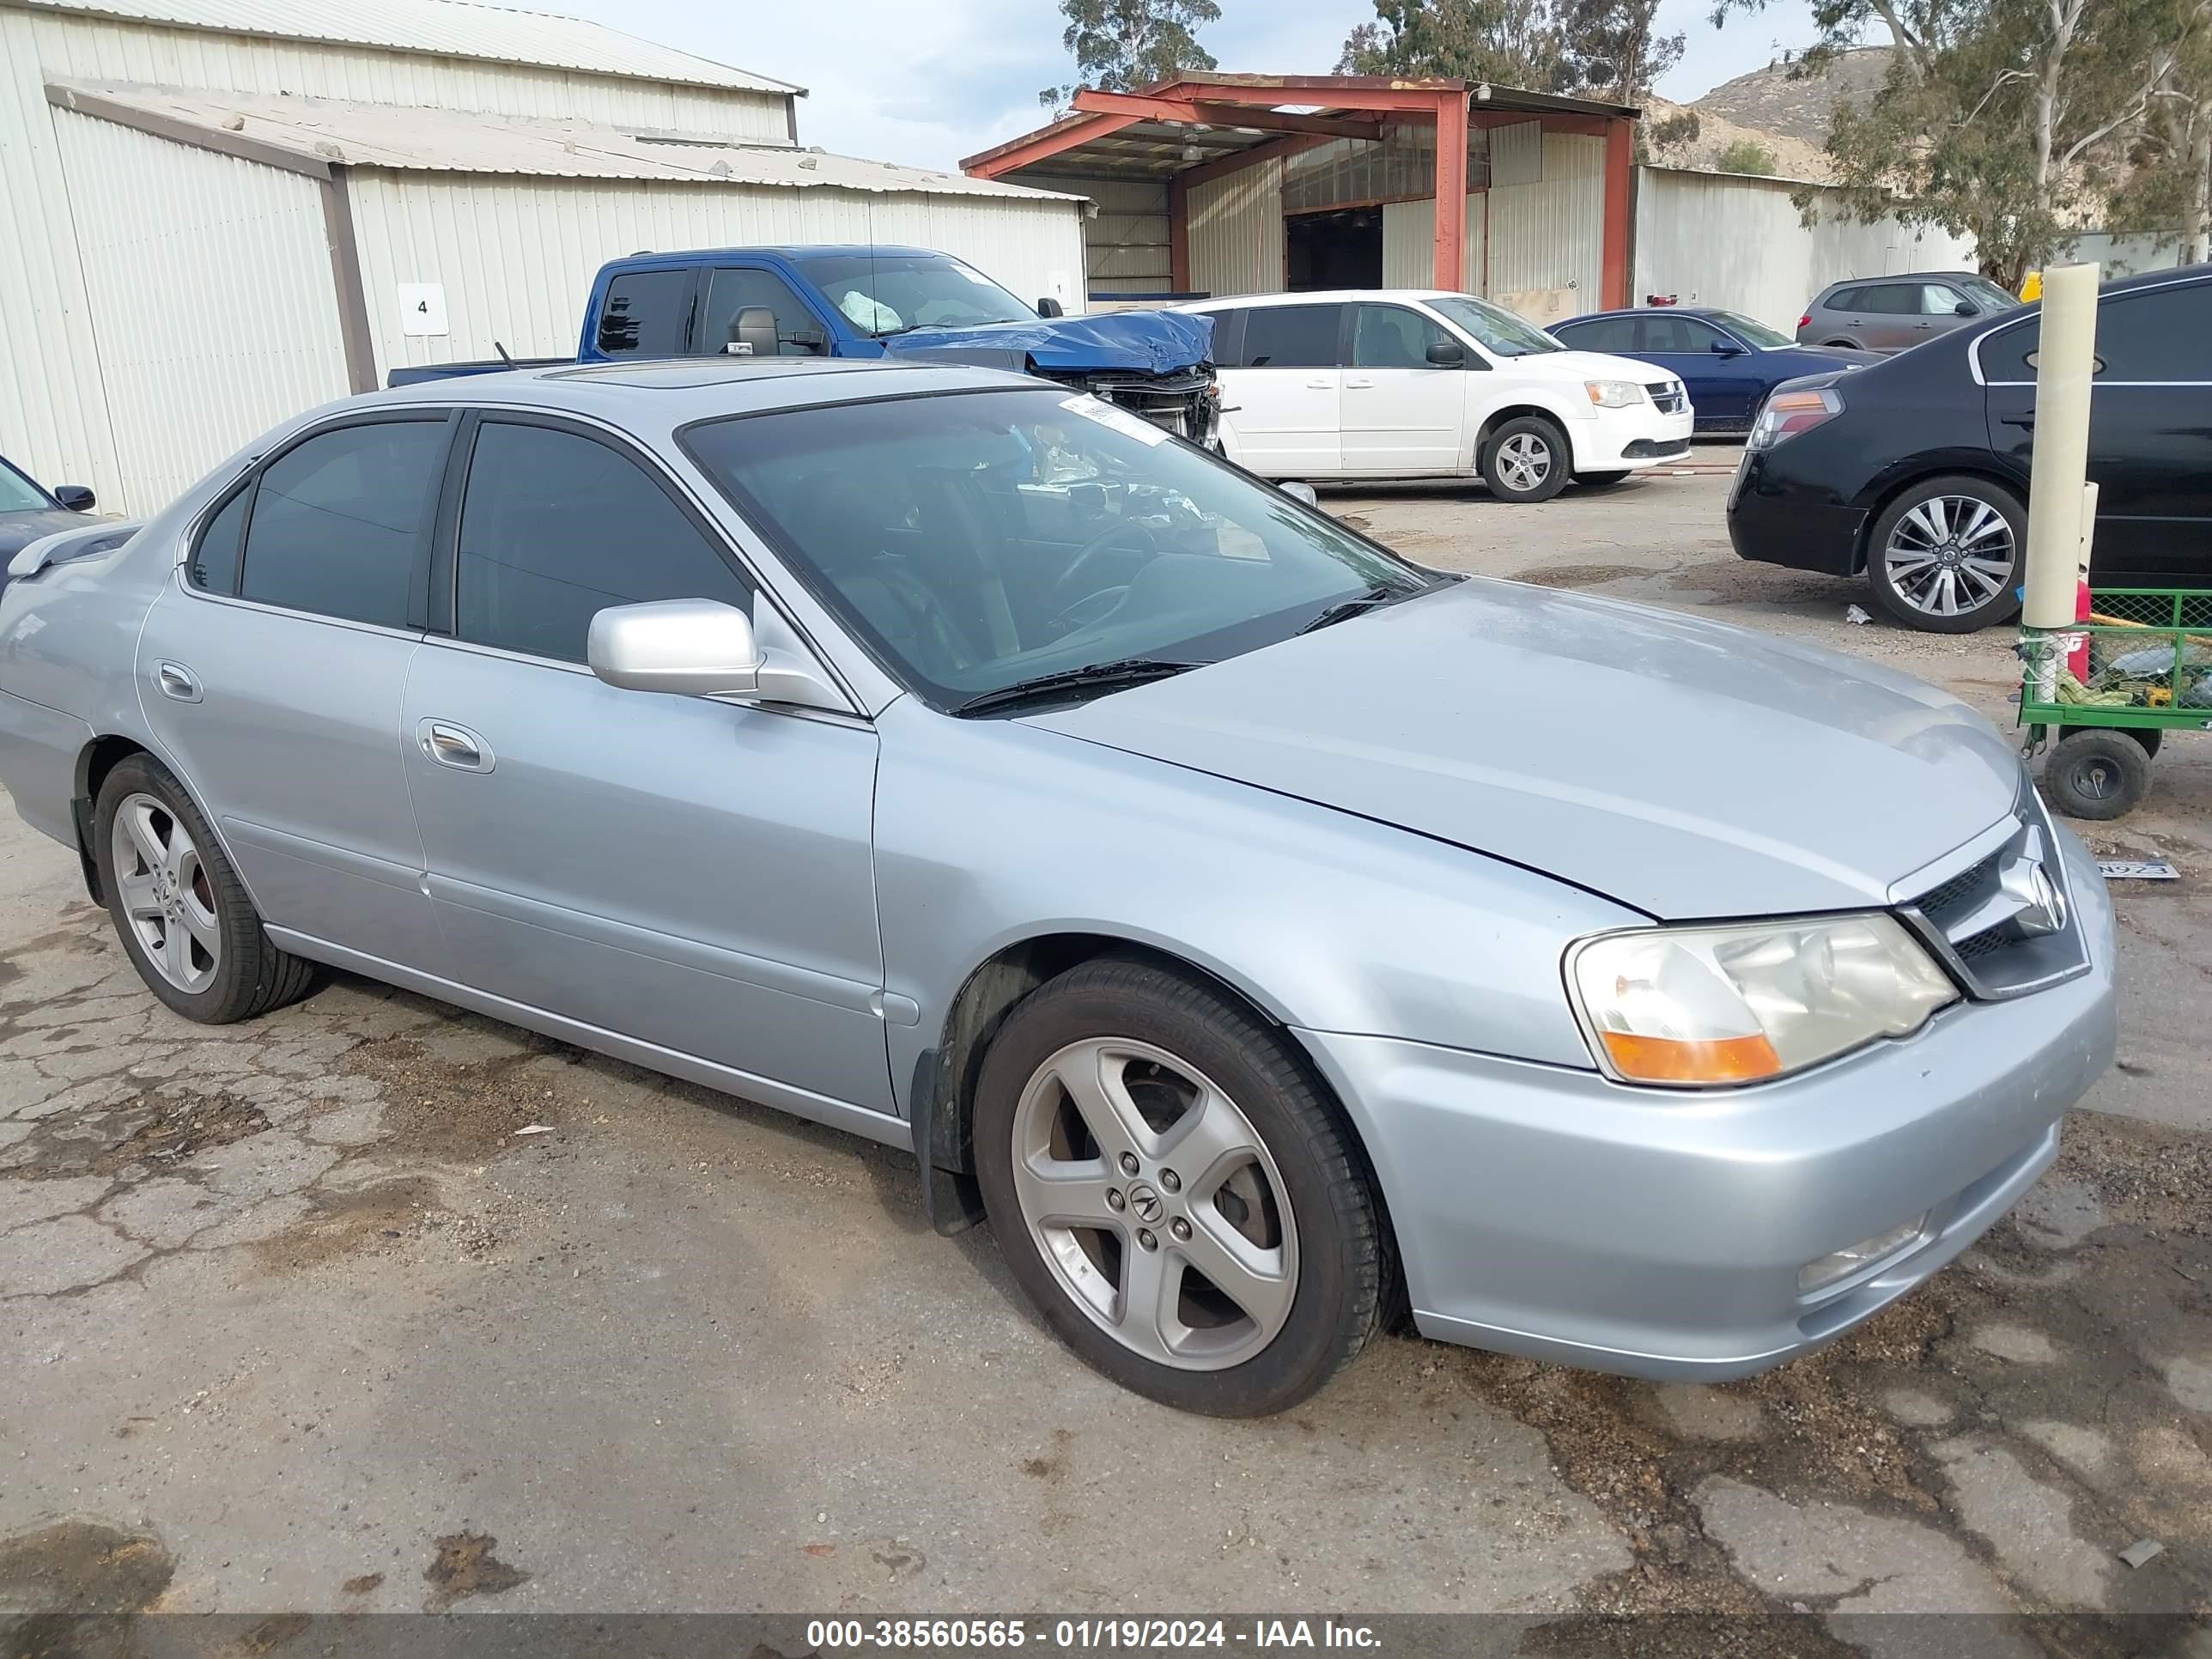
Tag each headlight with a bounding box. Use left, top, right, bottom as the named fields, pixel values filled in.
left=1584, top=379, right=1645, bottom=409
left=1565, top=915, right=1959, bottom=1087
left=1747, top=386, right=1843, bottom=450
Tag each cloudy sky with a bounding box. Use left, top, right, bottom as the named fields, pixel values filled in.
left=564, top=0, right=1824, bottom=171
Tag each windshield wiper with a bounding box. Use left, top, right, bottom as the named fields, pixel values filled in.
left=1297, top=586, right=1405, bottom=635
left=951, top=657, right=1203, bottom=717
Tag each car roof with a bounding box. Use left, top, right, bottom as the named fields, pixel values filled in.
left=599, top=245, right=949, bottom=270
left=347, top=356, right=1040, bottom=434
left=1556, top=307, right=1736, bottom=321
left=1177, top=289, right=1467, bottom=309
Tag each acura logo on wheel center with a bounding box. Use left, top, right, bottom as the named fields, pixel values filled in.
left=1127, top=1182, right=1164, bottom=1224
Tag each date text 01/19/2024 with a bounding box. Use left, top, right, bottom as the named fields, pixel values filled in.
left=803, top=1620, right=1384, bottom=1650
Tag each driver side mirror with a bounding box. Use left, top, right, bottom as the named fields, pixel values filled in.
left=1279, top=481, right=1319, bottom=507
left=1036, top=295, right=1065, bottom=318
left=1954, top=301, right=1978, bottom=318
left=728, top=306, right=781, bottom=358
left=1425, top=340, right=1466, bottom=368
left=1710, top=339, right=1746, bottom=356
left=589, top=599, right=761, bottom=697
left=52, top=484, right=96, bottom=512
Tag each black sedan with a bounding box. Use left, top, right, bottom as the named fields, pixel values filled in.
left=1549, top=307, right=1877, bottom=432
left=0, top=454, right=98, bottom=581
left=1729, top=264, right=2212, bottom=631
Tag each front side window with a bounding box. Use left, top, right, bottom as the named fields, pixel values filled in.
left=1351, top=305, right=1451, bottom=368
left=793, top=252, right=1032, bottom=338
left=1428, top=295, right=1562, bottom=358
left=455, top=421, right=752, bottom=664
left=682, top=387, right=1437, bottom=710
left=1638, top=314, right=1725, bottom=353
left=702, top=269, right=826, bottom=356
left=596, top=270, right=693, bottom=356
left=237, top=420, right=446, bottom=628
left=1918, top=283, right=1971, bottom=316
left=1240, top=304, right=1343, bottom=368
left=1706, top=311, right=1793, bottom=348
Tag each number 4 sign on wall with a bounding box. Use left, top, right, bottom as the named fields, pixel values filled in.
left=398, top=283, right=448, bottom=337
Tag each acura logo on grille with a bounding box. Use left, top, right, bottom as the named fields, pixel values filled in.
left=2000, top=856, right=2067, bottom=936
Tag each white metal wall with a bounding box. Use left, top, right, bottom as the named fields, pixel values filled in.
left=1632, top=167, right=1978, bottom=331
left=52, top=109, right=349, bottom=514
left=346, top=171, right=1089, bottom=378
left=1380, top=194, right=1488, bottom=294
left=1024, top=172, right=1170, bottom=295
left=0, top=0, right=793, bottom=506
left=1487, top=133, right=1604, bottom=322
left=1187, top=158, right=1284, bottom=299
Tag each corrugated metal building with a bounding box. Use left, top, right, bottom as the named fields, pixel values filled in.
left=1, top=0, right=1085, bottom=514
left=963, top=75, right=1637, bottom=321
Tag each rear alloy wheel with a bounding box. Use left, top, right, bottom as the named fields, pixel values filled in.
left=95, top=754, right=319, bottom=1023
left=973, top=958, right=1389, bottom=1415
left=1481, top=416, right=1570, bottom=504
left=1867, top=476, right=2026, bottom=633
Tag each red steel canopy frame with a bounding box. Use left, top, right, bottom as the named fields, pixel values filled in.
left=962, top=75, right=1636, bottom=306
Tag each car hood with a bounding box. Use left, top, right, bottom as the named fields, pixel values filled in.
left=1509, top=349, right=1676, bottom=385
left=0, top=509, right=87, bottom=558
left=1026, top=580, right=2020, bottom=919
left=882, top=310, right=1214, bottom=376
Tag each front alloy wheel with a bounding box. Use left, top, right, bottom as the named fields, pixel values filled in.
left=973, top=958, right=1390, bottom=1415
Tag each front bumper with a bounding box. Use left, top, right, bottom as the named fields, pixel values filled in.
left=1296, top=826, right=2118, bottom=1382
left=1572, top=400, right=1696, bottom=471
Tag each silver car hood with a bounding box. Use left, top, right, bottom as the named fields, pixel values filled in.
left=1027, top=579, right=2020, bottom=919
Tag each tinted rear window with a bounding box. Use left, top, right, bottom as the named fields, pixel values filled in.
left=238, top=420, right=445, bottom=628
left=596, top=270, right=693, bottom=356
left=1241, top=304, right=1343, bottom=368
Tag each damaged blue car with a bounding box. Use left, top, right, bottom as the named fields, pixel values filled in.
left=394, top=245, right=1222, bottom=445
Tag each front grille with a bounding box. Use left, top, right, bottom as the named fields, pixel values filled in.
left=1646, top=380, right=1686, bottom=414
left=1073, top=368, right=1218, bottom=443
left=1899, top=799, right=2090, bottom=1000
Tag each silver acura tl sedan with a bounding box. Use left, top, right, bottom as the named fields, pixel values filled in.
left=0, top=360, right=2115, bottom=1416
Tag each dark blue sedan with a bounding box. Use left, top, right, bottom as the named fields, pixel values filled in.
left=1548, top=307, right=1878, bottom=433
left=0, top=453, right=98, bottom=583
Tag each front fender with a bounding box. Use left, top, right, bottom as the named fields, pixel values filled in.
left=872, top=703, right=1641, bottom=1118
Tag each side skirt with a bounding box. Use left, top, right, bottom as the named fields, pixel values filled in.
left=264, top=927, right=917, bottom=1154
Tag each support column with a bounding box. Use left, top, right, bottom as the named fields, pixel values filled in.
left=1433, top=90, right=1467, bottom=291
left=1168, top=173, right=1191, bottom=292
left=1601, top=116, right=1634, bottom=309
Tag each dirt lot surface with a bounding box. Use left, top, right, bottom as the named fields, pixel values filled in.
left=4, top=459, right=2210, bottom=1647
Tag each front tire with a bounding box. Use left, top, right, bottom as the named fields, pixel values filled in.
left=972, top=957, right=1389, bottom=1416
left=1481, top=416, right=1570, bottom=503
left=1866, top=475, right=2026, bottom=633
left=96, top=754, right=318, bottom=1023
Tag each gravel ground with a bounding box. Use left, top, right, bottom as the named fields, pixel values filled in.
left=3, top=459, right=2209, bottom=1647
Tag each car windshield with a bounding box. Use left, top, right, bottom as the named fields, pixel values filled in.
left=0, top=460, right=50, bottom=513
left=683, top=386, right=1437, bottom=711
left=1708, top=310, right=1794, bottom=348
left=1427, top=295, right=1564, bottom=357
left=794, top=252, right=1036, bottom=337
left=1958, top=276, right=2024, bottom=311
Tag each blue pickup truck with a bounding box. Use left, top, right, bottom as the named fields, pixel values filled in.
left=393, top=245, right=1221, bottom=445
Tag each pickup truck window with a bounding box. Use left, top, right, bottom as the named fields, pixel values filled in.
left=702, top=269, right=825, bottom=356
left=455, top=421, right=751, bottom=664
left=596, top=270, right=693, bottom=356
left=794, top=252, right=1032, bottom=337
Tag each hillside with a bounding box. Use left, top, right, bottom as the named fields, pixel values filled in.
left=1689, top=46, right=1893, bottom=146
left=1641, top=94, right=1834, bottom=182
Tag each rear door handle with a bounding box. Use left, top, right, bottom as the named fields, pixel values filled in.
left=154, top=661, right=201, bottom=702
left=1306, top=377, right=1334, bottom=390
left=2002, top=410, right=2036, bottom=429
left=416, top=719, right=493, bottom=772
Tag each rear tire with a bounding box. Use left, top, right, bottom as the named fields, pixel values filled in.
left=1865, top=474, right=2026, bottom=633
left=972, top=957, right=1389, bottom=1416
left=1481, top=416, right=1570, bottom=504
left=2043, top=729, right=2152, bottom=820
left=95, top=754, right=318, bottom=1024
left=2061, top=723, right=2160, bottom=757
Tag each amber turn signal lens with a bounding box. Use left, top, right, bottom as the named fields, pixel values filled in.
left=1598, top=1030, right=1784, bottom=1084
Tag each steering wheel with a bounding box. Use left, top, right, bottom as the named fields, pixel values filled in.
left=1049, top=520, right=1160, bottom=614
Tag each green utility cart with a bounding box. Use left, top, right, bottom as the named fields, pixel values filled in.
left=2021, top=586, right=2212, bottom=818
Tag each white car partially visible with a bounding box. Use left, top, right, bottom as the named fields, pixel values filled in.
left=1179, top=290, right=1696, bottom=502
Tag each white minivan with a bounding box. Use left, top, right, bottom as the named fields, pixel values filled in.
left=1178, top=290, right=1696, bottom=503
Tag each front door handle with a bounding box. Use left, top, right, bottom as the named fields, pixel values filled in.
left=154, top=661, right=202, bottom=702
left=2002, top=410, right=2037, bottom=429
left=1344, top=376, right=1376, bottom=389
left=416, top=719, right=493, bottom=773
left=1305, top=377, right=1334, bottom=390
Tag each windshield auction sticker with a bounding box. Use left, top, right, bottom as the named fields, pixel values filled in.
left=1060, top=393, right=1170, bottom=447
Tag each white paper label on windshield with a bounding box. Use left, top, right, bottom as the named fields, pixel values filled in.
left=1060, top=393, right=1168, bottom=446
